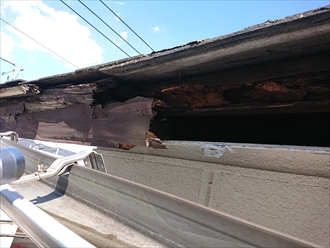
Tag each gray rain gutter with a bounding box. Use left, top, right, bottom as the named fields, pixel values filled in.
left=0, top=137, right=319, bottom=248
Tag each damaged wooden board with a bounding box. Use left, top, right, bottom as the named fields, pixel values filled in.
left=0, top=72, right=329, bottom=148
left=0, top=84, right=40, bottom=99
left=149, top=72, right=330, bottom=115
left=0, top=83, right=155, bottom=148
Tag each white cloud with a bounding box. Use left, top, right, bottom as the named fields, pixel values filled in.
left=153, top=26, right=160, bottom=32
left=121, top=32, right=127, bottom=40
left=0, top=2, right=6, bottom=15
left=0, top=32, right=15, bottom=59
left=115, top=41, right=121, bottom=47
left=117, top=2, right=125, bottom=5
left=2, top=0, right=103, bottom=68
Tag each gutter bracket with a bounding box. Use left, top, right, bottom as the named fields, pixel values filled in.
left=0, top=132, right=19, bottom=143
left=11, top=150, right=93, bottom=184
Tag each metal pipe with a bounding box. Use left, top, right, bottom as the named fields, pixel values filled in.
left=0, top=184, right=95, bottom=248
left=0, top=147, right=25, bottom=185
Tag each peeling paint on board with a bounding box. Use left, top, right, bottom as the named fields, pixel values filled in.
left=201, top=144, right=234, bottom=158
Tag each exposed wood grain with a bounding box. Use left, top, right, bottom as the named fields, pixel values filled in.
left=0, top=84, right=40, bottom=99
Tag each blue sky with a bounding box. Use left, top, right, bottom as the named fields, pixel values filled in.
left=0, top=0, right=328, bottom=83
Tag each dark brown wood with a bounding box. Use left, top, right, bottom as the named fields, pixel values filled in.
left=155, top=101, right=330, bottom=116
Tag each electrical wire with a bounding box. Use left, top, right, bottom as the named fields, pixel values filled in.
left=0, top=18, right=79, bottom=69
left=99, top=0, right=154, bottom=52
left=0, top=57, right=15, bottom=66
left=60, top=0, right=131, bottom=58
left=78, top=0, right=141, bottom=55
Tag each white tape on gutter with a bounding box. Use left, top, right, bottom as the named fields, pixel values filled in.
left=201, top=144, right=234, bottom=158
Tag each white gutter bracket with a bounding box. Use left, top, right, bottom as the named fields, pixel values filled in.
left=0, top=132, right=19, bottom=143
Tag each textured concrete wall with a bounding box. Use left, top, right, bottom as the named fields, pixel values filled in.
left=98, top=142, right=330, bottom=247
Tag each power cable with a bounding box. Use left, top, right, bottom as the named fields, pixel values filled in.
left=60, top=0, right=131, bottom=58
left=0, top=18, right=79, bottom=69
left=0, top=57, right=15, bottom=66
left=78, top=0, right=141, bottom=55
left=99, top=0, right=154, bottom=52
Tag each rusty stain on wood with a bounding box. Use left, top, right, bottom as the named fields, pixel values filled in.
left=150, top=73, right=330, bottom=111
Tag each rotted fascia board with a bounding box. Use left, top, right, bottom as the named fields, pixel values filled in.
left=0, top=84, right=40, bottom=99
left=100, top=7, right=330, bottom=82
left=0, top=96, right=155, bottom=148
